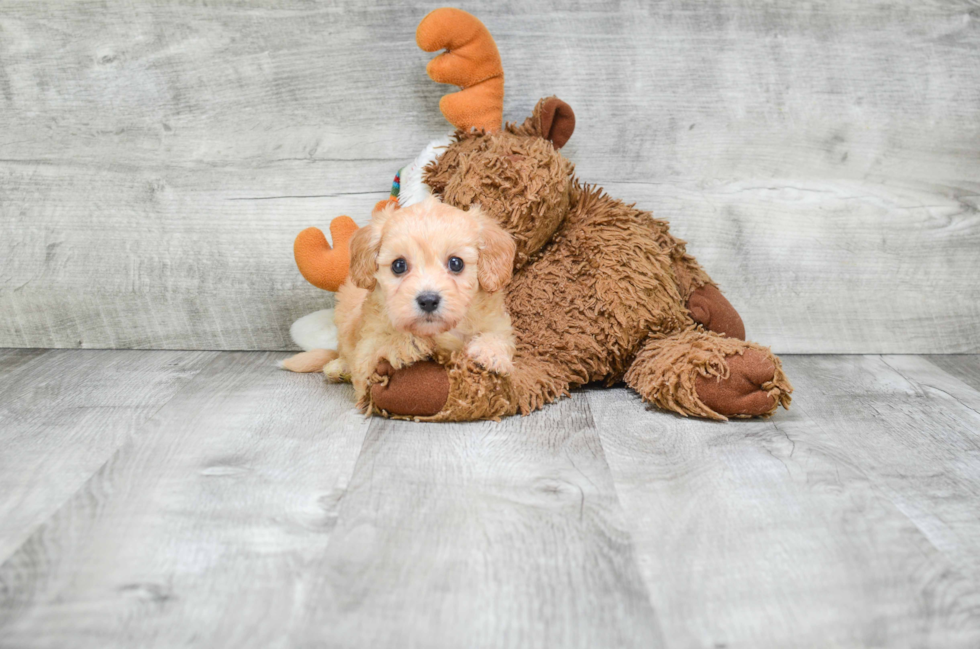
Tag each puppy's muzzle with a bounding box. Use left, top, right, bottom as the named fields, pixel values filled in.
left=416, top=291, right=441, bottom=314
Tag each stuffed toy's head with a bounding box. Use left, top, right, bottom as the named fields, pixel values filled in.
left=423, top=97, right=577, bottom=269
left=417, top=8, right=578, bottom=268
left=292, top=8, right=577, bottom=290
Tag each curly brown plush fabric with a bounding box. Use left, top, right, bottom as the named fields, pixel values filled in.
left=368, top=97, right=792, bottom=421
left=625, top=328, right=791, bottom=420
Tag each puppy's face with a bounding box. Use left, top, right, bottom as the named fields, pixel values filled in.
left=348, top=198, right=515, bottom=337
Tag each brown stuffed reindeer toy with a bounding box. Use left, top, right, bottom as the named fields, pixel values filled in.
left=287, top=8, right=792, bottom=421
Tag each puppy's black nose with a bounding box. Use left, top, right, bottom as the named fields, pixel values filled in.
left=416, top=291, right=441, bottom=313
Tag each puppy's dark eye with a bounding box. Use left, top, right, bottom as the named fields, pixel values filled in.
left=448, top=256, right=464, bottom=273
left=391, top=258, right=408, bottom=276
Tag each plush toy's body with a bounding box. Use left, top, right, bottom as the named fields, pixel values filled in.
left=287, top=8, right=792, bottom=422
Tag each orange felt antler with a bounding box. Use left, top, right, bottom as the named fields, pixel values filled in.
left=293, top=216, right=360, bottom=292
left=416, top=8, right=504, bottom=132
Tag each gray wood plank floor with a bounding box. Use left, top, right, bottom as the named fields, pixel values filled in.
left=1, top=351, right=979, bottom=648
left=0, top=349, right=217, bottom=562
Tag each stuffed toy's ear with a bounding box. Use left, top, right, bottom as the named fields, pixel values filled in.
left=417, top=8, right=504, bottom=133
left=474, top=207, right=517, bottom=292
left=294, top=216, right=360, bottom=292
left=537, top=96, right=575, bottom=149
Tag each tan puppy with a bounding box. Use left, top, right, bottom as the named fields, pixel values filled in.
left=327, top=197, right=517, bottom=409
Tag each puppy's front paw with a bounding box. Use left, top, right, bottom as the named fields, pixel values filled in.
left=466, top=337, right=514, bottom=375
left=385, top=337, right=434, bottom=370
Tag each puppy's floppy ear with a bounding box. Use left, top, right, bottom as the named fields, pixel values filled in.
left=348, top=203, right=395, bottom=290
left=347, top=226, right=380, bottom=290
left=473, top=207, right=516, bottom=293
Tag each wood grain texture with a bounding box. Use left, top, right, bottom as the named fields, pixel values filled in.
left=861, top=355, right=980, bottom=588
left=0, top=354, right=660, bottom=648
left=297, top=396, right=662, bottom=649
left=0, top=352, right=371, bottom=648
left=927, top=355, right=980, bottom=393
left=3, top=351, right=980, bottom=646
left=0, top=349, right=216, bottom=562
left=1, top=1, right=978, bottom=351
left=588, top=355, right=980, bottom=648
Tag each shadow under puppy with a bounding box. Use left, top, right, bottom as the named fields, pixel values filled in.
left=327, top=197, right=517, bottom=410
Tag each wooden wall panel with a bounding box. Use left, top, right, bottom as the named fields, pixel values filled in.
left=1, top=1, right=978, bottom=351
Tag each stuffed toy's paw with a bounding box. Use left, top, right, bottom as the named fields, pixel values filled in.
left=694, top=349, right=791, bottom=418
left=687, top=284, right=746, bottom=340
left=370, top=359, right=450, bottom=418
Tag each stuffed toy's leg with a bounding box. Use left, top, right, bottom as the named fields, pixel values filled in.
left=651, top=221, right=747, bottom=341
left=370, top=348, right=573, bottom=421
left=624, top=329, right=792, bottom=420
left=370, top=328, right=791, bottom=421
left=668, top=247, right=746, bottom=340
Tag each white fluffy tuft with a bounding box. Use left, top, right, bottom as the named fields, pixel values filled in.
left=289, top=308, right=338, bottom=352
left=398, top=135, right=452, bottom=208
